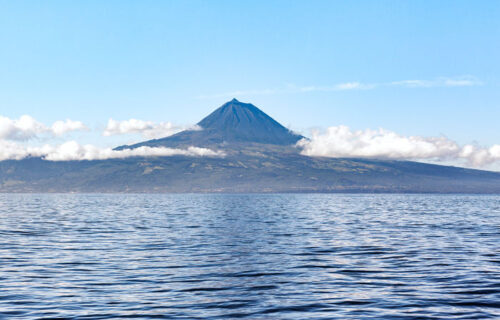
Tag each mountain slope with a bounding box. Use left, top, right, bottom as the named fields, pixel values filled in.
left=1, top=154, right=499, bottom=193
left=116, top=99, right=304, bottom=150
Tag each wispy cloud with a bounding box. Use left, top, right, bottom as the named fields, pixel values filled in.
left=390, top=76, right=482, bottom=88
left=197, top=76, right=482, bottom=99
left=196, top=83, right=367, bottom=99
left=294, top=82, right=376, bottom=92
left=0, top=140, right=225, bottom=161
left=103, top=118, right=201, bottom=139
left=297, top=125, right=500, bottom=168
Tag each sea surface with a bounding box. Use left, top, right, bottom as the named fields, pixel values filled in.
left=0, top=194, right=499, bottom=319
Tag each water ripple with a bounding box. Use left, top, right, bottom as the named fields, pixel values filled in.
left=0, top=194, right=499, bottom=319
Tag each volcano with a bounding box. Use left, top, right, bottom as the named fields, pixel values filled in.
left=116, top=99, right=304, bottom=150
left=1, top=99, right=499, bottom=193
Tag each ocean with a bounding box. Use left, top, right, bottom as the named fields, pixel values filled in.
left=0, top=194, right=499, bottom=319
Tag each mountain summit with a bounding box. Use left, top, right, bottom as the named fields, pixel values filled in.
left=118, top=99, right=303, bottom=149
left=197, top=99, right=302, bottom=145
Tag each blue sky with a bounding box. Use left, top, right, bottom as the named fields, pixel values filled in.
left=0, top=1, right=499, bottom=168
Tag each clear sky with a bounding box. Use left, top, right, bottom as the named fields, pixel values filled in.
left=0, top=1, right=499, bottom=169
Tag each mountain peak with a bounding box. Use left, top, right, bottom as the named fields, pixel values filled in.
left=196, top=99, right=302, bottom=145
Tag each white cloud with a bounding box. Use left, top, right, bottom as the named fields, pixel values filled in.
left=0, top=140, right=36, bottom=160
left=51, top=119, right=88, bottom=136
left=297, top=126, right=500, bottom=168
left=335, top=82, right=365, bottom=90
left=0, top=115, right=47, bottom=140
left=459, top=144, right=500, bottom=167
left=0, top=140, right=225, bottom=161
left=103, top=118, right=201, bottom=139
left=0, top=115, right=218, bottom=162
left=0, top=115, right=88, bottom=140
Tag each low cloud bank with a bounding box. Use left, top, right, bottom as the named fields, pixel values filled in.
left=0, top=115, right=87, bottom=140
left=0, top=114, right=219, bottom=162
left=103, top=118, right=201, bottom=139
left=297, top=126, right=500, bottom=167
left=0, top=141, right=225, bottom=161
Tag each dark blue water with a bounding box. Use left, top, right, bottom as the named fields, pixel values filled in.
left=0, top=194, right=499, bottom=319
